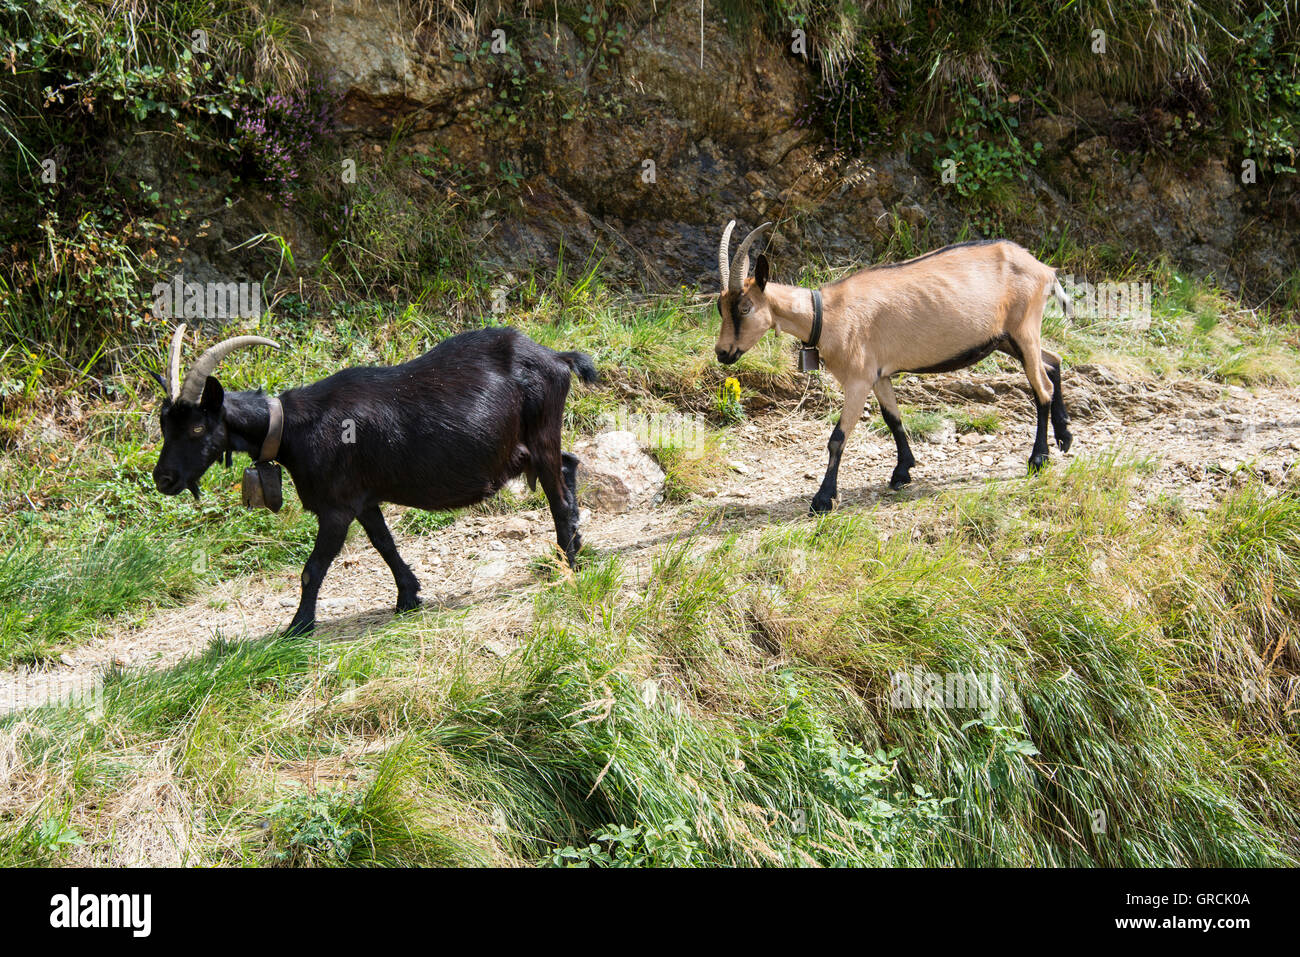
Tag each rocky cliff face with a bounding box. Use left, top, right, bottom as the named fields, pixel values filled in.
left=271, top=0, right=1295, bottom=301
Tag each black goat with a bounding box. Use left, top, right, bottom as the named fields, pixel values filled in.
left=151, top=325, right=597, bottom=634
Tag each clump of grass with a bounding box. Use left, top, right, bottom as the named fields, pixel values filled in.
left=866, top=405, right=948, bottom=441
left=1050, top=265, right=1300, bottom=386
left=648, top=427, right=729, bottom=503
left=469, top=483, right=549, bottom=516
left=0, top=530, right=178, bottom=664
left=260, top=742, right=497, bottom=867
left=397, top=508, right=459, bottom=534
left=516, top=285, right=797, bottom=408
left=953, top=409, right=1001, bottom=433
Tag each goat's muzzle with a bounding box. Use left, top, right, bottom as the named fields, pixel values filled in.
left=152, top=465, right=191, bottom=497
left=715, top=346, right=741, bottom=365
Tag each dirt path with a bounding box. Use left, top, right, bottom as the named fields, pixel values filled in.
left=4, top=366, right=1299, bottom=712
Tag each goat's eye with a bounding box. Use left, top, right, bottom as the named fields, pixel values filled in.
left=739, top=302, right=752, bottom=315
left=190, top=425, right=205, bottom=436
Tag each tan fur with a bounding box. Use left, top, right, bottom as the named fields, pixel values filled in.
left=715, top=237, right=1070, bottom=496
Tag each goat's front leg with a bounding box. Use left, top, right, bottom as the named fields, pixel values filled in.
left=561, top=451, right=580, bottom=504
left=873, top=377, right=915, bottom=490
left=287, top=510, right=352, bottom=636
left=811, top=379, right=869, bottom=513
left=358, top=504, right=421, bottom=613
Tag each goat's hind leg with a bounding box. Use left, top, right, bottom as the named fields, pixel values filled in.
left=1009, top=335, right=1055, bottom=473
left=560, top=450, right=582, bottom=554
left=873, top=377, right=915, bottom=490
left=527, top=437, right=581, bottom=567
left=1041, top=348, right=1072, bottom=453
left=359, top=504, right=421, bottom=613
left=540, top=458, right=581, bottom=567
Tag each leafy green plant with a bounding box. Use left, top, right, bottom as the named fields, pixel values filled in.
left=925, top=88, right=1042, bottom=203
left=1233, top=7, right=1300, bottom=173
left=264, top=789, right=368, bottom=866
left=29, top=816, right=86, bottom=855
left=550, top=819, right=700, bottom=867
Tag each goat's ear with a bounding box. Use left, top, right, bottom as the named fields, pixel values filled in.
left=199, top=376, right=224, bottom=414
left=754, top=254, right=769, bottom=291
left=148, top=370, right=167, bottom=394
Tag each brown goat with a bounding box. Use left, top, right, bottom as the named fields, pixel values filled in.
left=713, top=222, right=1072, bottom=511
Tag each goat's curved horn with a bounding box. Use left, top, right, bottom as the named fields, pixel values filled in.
left=167, top=323, right=187, bottom=401
left=179, top=336, right=280, bottom=403
left=728, top=222, right=772, bottom=292
left=718, top=220, right=735, bottom=291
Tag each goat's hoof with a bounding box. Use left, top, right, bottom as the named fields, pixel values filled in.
left=563, top=536, right=584, bottom=570
left=283, top=619, right=316, bottom=638
left=888, top=471, right=912, bottom=491
left=809, top=493, right=836, bottom=514
left=396, top=594, right=422, bottom=614
left=1056, top=432, right=1073, bottom=453
left=1027, top=453, right=1050, bottom=474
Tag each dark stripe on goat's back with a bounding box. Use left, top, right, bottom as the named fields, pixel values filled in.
left=903, top=334, right=1013, bottom=375
left=866, top=239, right=1008, bottom=272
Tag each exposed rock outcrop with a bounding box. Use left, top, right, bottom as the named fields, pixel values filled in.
left=236, top=1, right=1298, bottom=302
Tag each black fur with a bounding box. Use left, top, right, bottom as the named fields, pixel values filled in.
left=903, top=334, right=1010, bottom=375
left=879, top=406, right=915, bottom=490
left=1045, top=358, right=1072, bottom=452
left=152, top=327, right=596, bottom=634
left=810, top=425, right=846, bottom=513
left=1028, top=397, right=1052, bottom=472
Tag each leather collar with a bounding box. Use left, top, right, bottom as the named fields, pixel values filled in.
left=805, top=289, right=823, bottom=348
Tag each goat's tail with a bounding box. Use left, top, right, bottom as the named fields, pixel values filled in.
left=558, top=350, right=599, bottom=384
left=1050, top=277, right=1073, bottom=320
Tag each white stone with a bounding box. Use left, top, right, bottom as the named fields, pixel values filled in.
left=572, top=431, right=666, bottom=513
left=473, top=559, right=511, bottom=588
left=498, top=517, right=530, bottom=540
